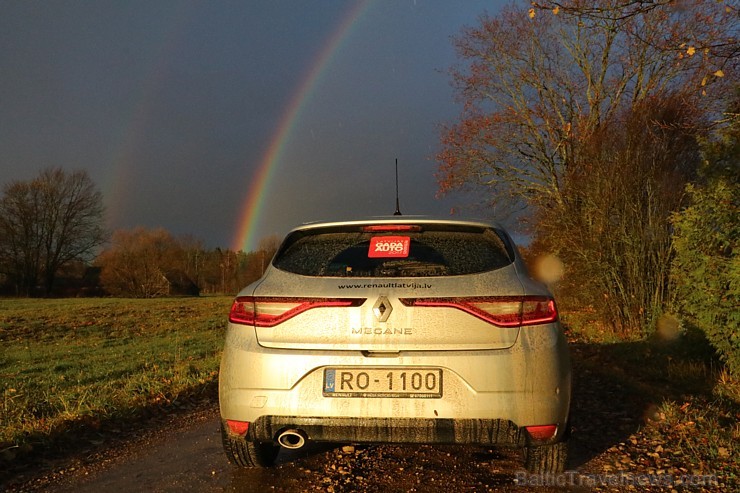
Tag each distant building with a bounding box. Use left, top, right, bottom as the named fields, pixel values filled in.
left=162, top=270, right=200, bottom=296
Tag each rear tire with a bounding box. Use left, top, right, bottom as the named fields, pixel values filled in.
left=220, top=422, right=279, bottom=468
left=524, top=440, right=568, bottom=474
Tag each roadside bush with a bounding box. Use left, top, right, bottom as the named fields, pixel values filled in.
left=534, top=94, right=703, bottom=338
left=671, top=107, right=739, bottom=376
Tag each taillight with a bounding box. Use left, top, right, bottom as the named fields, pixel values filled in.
left=229, top=296, right=365, bottom=327
left=361, top=224, right=422, bottom=232
left=398, top=296, right=557, bottom=327
left=521, top=298, right=559, bottom=325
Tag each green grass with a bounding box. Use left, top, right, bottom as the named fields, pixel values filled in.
left=0, top=296, right=231, bottom=462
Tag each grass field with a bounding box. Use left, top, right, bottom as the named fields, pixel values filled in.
left=0, top=296, right=231, bottom=463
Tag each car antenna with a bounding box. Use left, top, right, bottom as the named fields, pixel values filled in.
left=393, top=158, right=402, bottom=216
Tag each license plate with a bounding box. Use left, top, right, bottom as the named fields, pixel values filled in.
left=323, top=368, right=442, bottom=398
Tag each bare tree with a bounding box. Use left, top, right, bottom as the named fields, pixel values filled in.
left=437, top=0, right=736, bottom=335
left=437, top=0, right=736, bottom=211
left=0, top=168, right=107, bottom=296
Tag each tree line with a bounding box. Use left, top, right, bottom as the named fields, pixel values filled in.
left=95, top=228, right=280, bottom=297
left=437, top=0, right=737, bottom=373
left=0, top=168, right=279, bottom=297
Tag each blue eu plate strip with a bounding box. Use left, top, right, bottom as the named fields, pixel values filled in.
left=324, top=369, right=336, bottom=393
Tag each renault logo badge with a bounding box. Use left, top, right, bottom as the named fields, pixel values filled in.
left=372, top=296, right=392, bottom=322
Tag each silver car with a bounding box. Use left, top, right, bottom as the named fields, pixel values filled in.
left=219, top=217, right=571, bottom=473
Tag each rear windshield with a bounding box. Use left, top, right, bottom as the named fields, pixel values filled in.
left=273, top=224, right=514, bottom=277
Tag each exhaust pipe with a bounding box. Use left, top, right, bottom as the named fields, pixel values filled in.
left=277, top=429, right=308, bottom=449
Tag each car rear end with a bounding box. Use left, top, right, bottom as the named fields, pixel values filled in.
left=219, top=218, right=571, bottom=472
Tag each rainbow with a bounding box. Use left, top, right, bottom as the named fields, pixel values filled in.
left=103, top=5, right=195, bottom=229
left=231, top=1, right=370, bottom=253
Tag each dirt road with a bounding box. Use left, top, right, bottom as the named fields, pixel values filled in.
left=6, top=342, right=728, bottom=492
left=19, top=407, right=577, bottom=493
left=6, top=392, right=596, bottom=492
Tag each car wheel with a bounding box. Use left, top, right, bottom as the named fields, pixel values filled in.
left=220, top=422, right=279, bottom=468
left=524, top=440, right=568, bottom=474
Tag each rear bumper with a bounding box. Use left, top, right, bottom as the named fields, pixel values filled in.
left=246, top=416, right=554, bottom=446
left=220, top=322, right=572, bottom=447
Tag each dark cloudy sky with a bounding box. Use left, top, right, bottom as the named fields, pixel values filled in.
left=0, top=0, right=508, bottom=251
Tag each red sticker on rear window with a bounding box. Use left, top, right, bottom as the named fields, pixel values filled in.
left=368, top=236, right=410, bottom=258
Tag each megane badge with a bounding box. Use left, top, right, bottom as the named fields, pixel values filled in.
left=372, top=296, right=393, bottom=322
